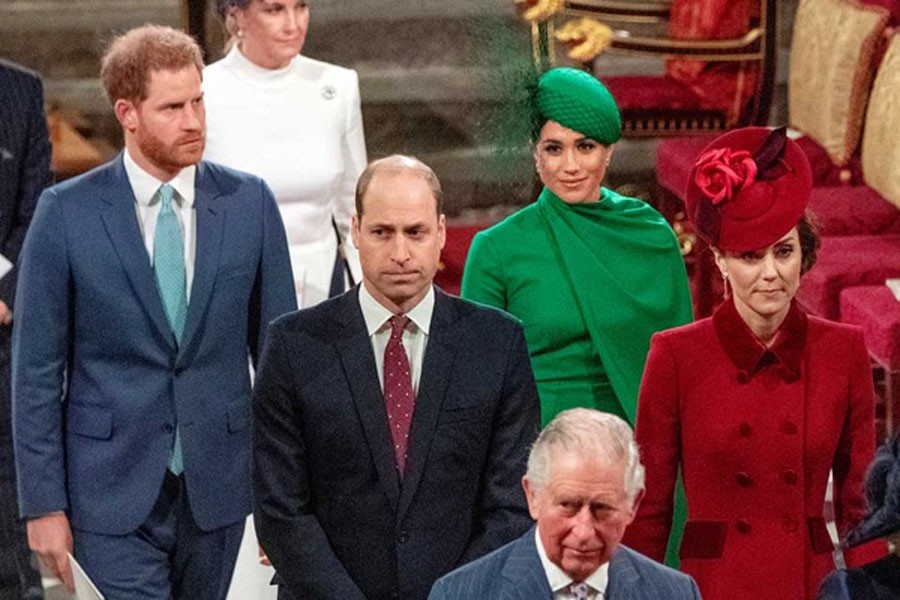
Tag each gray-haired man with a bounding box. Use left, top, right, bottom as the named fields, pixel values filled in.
left=429, top=408, right=702, bottom=599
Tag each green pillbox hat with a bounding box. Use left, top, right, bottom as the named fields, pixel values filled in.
left=536, top=67, right=622, bottom=145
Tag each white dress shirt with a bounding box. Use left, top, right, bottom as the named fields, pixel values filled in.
left=123, top=149, right=197, bottom=299
left=358, top=284, right=434, bottom=393
left=535, top=527, right=609, bottom=599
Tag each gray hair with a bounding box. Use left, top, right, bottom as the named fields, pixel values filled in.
left=526, top=408, right=645, bottom=503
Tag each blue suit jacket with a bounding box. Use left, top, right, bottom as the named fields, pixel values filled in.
left=252, top=288, right=541, bottom=600
left=12, top=155, right=296, bottom=534
left=429, top=527, right=702, bottom=600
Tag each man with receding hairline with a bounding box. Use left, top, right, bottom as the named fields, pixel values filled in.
left=252, top=154, right=541, bottom=600
left=12, top=24, right=295, bottom=599
left=429, top=409, right=701, bottom=599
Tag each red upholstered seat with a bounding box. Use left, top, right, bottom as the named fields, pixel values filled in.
left=841, top=285, right=900, bottom=369
left=434, top=225, right=482, bottom=295
left=797, top=234, right=900, bottom=319
left=809, top=186, right=900, bottom=236
left=656, top=135, right=716, bottom=197
left=606, top=76, right=705, bottom=112
left=794, top=136, right=864, bottom=187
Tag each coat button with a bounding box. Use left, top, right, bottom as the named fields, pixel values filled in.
left=782, top=517, right=798, bottom=532
left=737, top=370, right=750, bottom=384
left=163, top=424, right=174, bottom=433
left=736, top=472, right=752, bottom=487
left=782, top=367, right=799, bottom=381
left=782, top=470, right=799, bottom=485
left=782, top=421, right=798, bottom=435
left=736, top=519, right=751, bottom=534
left=739, top=423, right=753, bottom=437
left=398, top=531, right=409, bottom=543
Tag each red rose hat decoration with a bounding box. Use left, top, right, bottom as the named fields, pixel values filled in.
left=684, top=126, right=812, bottom=253
left=694, top=148, right=758, bottom=205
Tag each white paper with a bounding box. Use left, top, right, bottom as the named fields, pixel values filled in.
left=0, top=253, right=11, bottom=281
left=68, top=553, right=105, bottom=600
left=887, top=278, right=900, bottom=301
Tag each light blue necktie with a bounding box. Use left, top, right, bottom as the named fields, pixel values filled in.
left=153, top=183, right=187, bottom=475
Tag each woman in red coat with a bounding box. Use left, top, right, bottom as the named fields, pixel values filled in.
left=625, top=127, right=879, bottom=600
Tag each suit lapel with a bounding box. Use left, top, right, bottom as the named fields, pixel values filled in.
left=100, top=156, right=176, bottom=350
left=397, top=288, right=462, bottom=520
left=178, top=163, right=224, bottom=361
left=500, top=529, right=553, bottom=600
left=606, top=547, right=639, bottom=599
left=334, top=291, right=401, bottom=510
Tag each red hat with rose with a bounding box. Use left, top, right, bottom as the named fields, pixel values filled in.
left=684, top=126, right=812, bottom=253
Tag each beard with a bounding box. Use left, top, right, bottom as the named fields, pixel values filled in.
left=135, top=127, right=205, bottom=174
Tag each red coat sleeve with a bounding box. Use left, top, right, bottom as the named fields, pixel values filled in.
left=625, top=332, right=681, bottom=562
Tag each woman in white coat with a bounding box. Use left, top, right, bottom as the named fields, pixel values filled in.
left=205, top=2, right=366, bottom=598
left=205, top=0, right=367, bottom=309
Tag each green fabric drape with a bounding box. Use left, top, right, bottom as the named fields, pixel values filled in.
left=533, top=187, right=693, bottom=423
left=462, top=186, right=693, bottom=566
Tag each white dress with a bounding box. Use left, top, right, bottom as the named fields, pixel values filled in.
left=204, top=47, right=367, bottom=600
left=204, top=46, right=366, bottom=309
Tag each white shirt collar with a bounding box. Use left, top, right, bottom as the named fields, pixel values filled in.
left=123, top=149, right=196, bottom=208
left=358, top=284, right=434, bottom=336
left=534, top=527, right=610, bottom=596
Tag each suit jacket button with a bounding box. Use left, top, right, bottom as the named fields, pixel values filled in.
left=735, top=519, right=751, bottom=534
left=737, top=370, right=750, bottom=384
left=782, top=421, right=798, bottom=435
left=735, top=472, right=752, bottom=487
left=782, top=470, right=799, bottom=485
left=390, top=591, right=399, bottom=599
left=163, top=424, right=174, bottom=433
left=739, top=423, right=753, bottom=437
left=398, top=531, right=409, bottom=543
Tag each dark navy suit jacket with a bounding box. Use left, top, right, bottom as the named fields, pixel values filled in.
left=12, top=155, right=296, bottom=534
left=429, top=527, right=703, bottom=599
left=252, top=287, right=541, bottom=600
left=0, top=59, right=52, bottom=310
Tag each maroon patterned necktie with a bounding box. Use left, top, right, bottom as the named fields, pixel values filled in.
left=384, top=315, right=416, bottom=475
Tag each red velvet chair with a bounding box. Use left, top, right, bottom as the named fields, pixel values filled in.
left=653, top=0, right=899, bottom=315
left=841, top=285, right=900, bottom=438
left=542, top=0, right=778, bottom=137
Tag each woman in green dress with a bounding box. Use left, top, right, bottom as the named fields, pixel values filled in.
left=461, top=67, right=693, bottom=427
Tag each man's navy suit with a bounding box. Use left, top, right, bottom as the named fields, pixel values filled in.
left=429, top=527, right=703, bottom=600
left=0, top=58, right=52, bottom=599
left=12, top=155, right=295, bottom=575
left=253, top=287, right=541, bottom=600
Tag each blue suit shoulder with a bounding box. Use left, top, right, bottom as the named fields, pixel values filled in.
left=617, top=545, right=697, bottom=588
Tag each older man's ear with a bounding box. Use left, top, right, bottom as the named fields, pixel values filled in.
left=521, top=476, right=540, bottom=522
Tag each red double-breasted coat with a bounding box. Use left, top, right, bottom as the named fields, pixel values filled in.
left=625, top=299, right=877, bottom=600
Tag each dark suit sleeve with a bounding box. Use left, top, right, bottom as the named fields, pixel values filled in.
left=461, top=321, right=540, bottom=563
left=247, top=181, right=295, bottom=366
left=11, top=189, right=71, bottom=517
left=252, top=323, right=367, bottom=599
left=0, top=71, right=52, bottom=309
